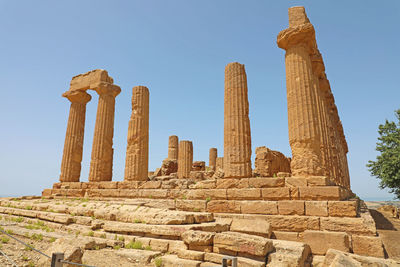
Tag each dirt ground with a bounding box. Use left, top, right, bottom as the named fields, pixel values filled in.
left=0, top=232, right=52, bottom=267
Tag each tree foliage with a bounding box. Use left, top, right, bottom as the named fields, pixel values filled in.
left=367, top=109, right=400, bottom=199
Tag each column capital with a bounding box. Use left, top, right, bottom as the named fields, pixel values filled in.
left=92, top=82, right=121, bottom=97
left=62, top=90, right=91, bottom=104
left=277, top=23, right=316, bottom=52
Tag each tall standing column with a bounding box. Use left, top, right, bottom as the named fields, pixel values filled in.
left=277, top=7, right=324, bottom=177
left=209, top=148, right=217, bottom=170
left=168, top=135, right=179, bottom=160
left=177, top=140, right=193, bottom=178
left=89, top=83, right=121, bottom=182
left=224, top=62, right=252, bottom=178
left=124, top=86, right=149, bottom=181
left=59, top=90, right=91, bottom=182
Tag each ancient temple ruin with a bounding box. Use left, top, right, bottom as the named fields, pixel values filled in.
left=35, top=6, right=393, bottom=266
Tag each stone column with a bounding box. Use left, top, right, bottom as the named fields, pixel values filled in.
left=88, top=83, right=121, bottom=182
left=168, top=135, right=179, bottom=160
left=124, top=86, right=149, bottom=181
left=59, top=90, right=91, bottom=182
left=209, top=148, right=217, bottom=170
left=277, top=7, right=324, bottom=177
left=216, top=157, right=224, bottom=170
left=224, top=62, right=252, bottom=178
left=177, top=140, right=193, bottom=178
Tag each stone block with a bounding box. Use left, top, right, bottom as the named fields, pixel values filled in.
left=98, top=181, right=118, bottom=189
left=186, top=189, right=227, bottom=200
left=237, top=257, right=265, bottom=267
left=299, top=186, right=342, bottom=200
left=254, top=146, right=291, bottom=177
left=176, top=200, right=207, bottom=212
left=216, top=178, right=248, bottom=189
left=149, top=238, right=169, bottom=252
left=278, top=200, right=305, bottom=215
left=305, top=201, right=328, bottom=217
left=189, top=180, right=216, bottom=189
left=189, top=171, right=204, bottom=179
left=230, top=218, right=271, bottom=238
left=139, top=189, right=168, bottom=199
left=307, top=176, right=332, bottom=186
left=42, top=189, right=52, bottom=197
left=324, top=249, right=400, bottom=266
left=261, top=188, right=291, bottom=200
left=87, top=182, right=100, bottom=189
left=269, top=239, right=311, bottom=267
left=328, top=201, right=358, bottom=217
left=53, top=183, right=61, bottom=189
left=214, top=232, right=273, bottom=256
left=118, top=181, right=142, bottom=189
left=177, top=249, right=204, bottom=261
left=62, top=189, right=85, bottom=197
left=285, top=177, right=307, bottom=187
left=188, top=244, right=213, bottom=252
left=64, top=182, right=83, bottom=189
left=161, top=254, right=201, bottom=267
left=169, top=189, right=188, bottom=199
left=351, top=235, right=384, bottom=258
left=70, top=69, right=113, bottom=91
left=272, top=231, right=301, bottom=242
left=264, top=215, right=320, bottom=232
left=139, top=181, right=161, bottom=189
left=182, top=230, right=215, bottom=246
left=118, top=189, right=138, bottom=198
left=206, top=200, right=240, bottom=213
left=192, top=161, right=206, bottom=171
left=168, top=240, right=187, bottom=252
left=227, top=188, right=261, bottom=200
left=248, top=177, right=285, bottom=188
left=320, top=217, right=376, bottom=235
left=240, top=201, right=278, bottom=215
left=303, top=230, right=350, bottom=255
left=277, top=172, right=291, bottom=177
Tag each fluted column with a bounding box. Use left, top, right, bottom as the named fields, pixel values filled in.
left=168, top=135, right=179, bottom=160
left=277, top=7, right=324, bottom=177
left=59, top=90, right=91, bottom=182
left=124, top=86, right=149, bottom=181
left=216, top=157, right=224, bottom=170
left=224, top=62, right=252, bottom=178
left=89, top=83, right=121, bottom=182
left=209, top=148, right=217, bottom=170
left=177, top=140, right=193, bottom=178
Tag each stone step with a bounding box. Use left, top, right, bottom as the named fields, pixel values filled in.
left=160, top=254, right=202, bottom=267
left=102, top=219, right=231, bottom=239
left=45, top=185, right=351, bottom=201
left=0, top=198, right=214, bottom=225
left=214, top=212, right=376, bottom=235
left=49, top=176, right=338, bottom=191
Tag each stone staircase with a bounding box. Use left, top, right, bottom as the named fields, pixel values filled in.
left=0, top=196, right=393, bottom=266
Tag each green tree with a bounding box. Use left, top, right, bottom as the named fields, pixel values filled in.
left=367, top=109, right=400, bottom=199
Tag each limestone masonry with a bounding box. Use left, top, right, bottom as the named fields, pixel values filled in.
left=124, top=86, right=149, bottom=181
left=33, top=6, right=399, bottom=267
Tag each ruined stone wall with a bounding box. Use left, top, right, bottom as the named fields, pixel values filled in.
left=254, top=146, right=291, bottom=177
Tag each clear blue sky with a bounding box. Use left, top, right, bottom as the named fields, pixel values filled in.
left=0, top=1, right=399, bottom=200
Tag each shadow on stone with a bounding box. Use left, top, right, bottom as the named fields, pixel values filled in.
left=369, top=209, right=397, bottom=230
